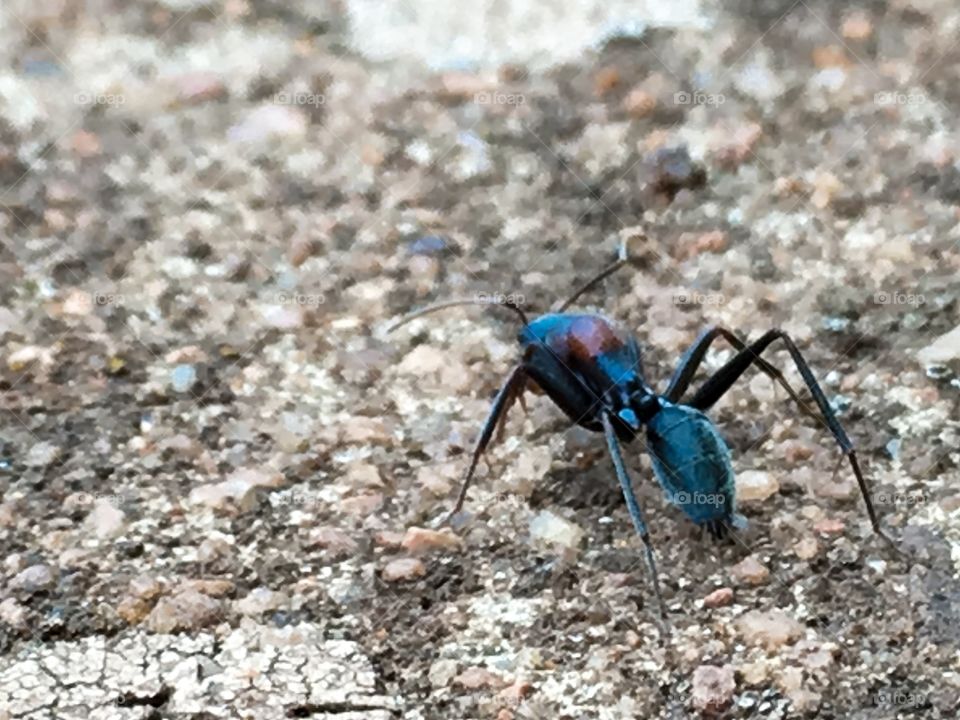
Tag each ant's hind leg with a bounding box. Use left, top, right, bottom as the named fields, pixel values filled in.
left=688, top=330, right=904, bottom=556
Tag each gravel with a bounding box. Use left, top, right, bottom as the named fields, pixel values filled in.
left=1, top=0, right=959, bottom=717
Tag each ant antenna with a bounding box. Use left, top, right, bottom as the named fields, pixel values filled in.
left=387, top=297, right=530, bottom=333
left=554, top=242, right=631, bottom=312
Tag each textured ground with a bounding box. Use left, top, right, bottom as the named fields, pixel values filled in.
left=1, top=0, right=960, bottom=718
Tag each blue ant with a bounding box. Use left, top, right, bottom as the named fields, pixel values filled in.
left=391, top=250, right=899, bottom=621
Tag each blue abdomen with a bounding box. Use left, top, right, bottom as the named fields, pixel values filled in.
left=646, top=403, right=736, bottom=525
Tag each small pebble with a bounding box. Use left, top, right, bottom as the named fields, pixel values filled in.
left=731, top=556, right=770, bottom=586
left=116, top=596, right=152, bottom=625
left=170, top=364, right=197, bottom=393
left=307, top=526, right=359, bottom=556
left=787, top=689, right=822, bottom=713
left=228, top=104, right=307, bottom=143
left=373, top=530, right=406, bottom=549
left=70, top=129, right=101, bottom=157
left=918, top=324, right=960, bottom=364
left=713, top=122, right=763, bottom=169
left=428, top=658, right=459, bottom=688
left=179, top=579, right=234, bottom=597
left=62, top=289, right=93, bottom=316
left=739, top=661, right=769, bottom=686
left=416, top=465, right=454, bottom=497
left=342, top=416, right=392, bottom=445
left=189, top=468, right=285, bottom=512
left=812, top=474, right=854, bottom=500
left=407, top=234, right=450, bottom=256
left=674, top=230, right=728, bottom=260
left=173, top=71, right=226, bottom=106
left=735, top=609, right=805, bottom=650
left=25, top=441, right=61, bottom=468
left=398, top=345, right=448, bottom=375
left=382, top=558, right=426, bottom=582
left=401, top=527, right=462, bottom=554
left=692, top=664, right=736, bottom=714
left=841, top=11, right=873, bottom=40
left=777, top=666, right=803, bottom=693
left=9, top=564, right=57, bottom=594
left=438, top=71, right=493, bottom=101
left=623, top=87, right=656, bottom=118
left=146, top=589, right=223, bottom=634
left=812, top=45, right=850, bottom=69
left=454, top=667, right=507, bottom=690
left=703, top=587, right=735, bottom=608
left=643, top=146, right=707, bottom=199
left=773, top=176, right=805, bottom=197
left=234, top=587, right=288, bottom=615
left=165, top=346, right=208, bottom=364
left=454, top=131, right=492, bottom=179
left=734, top=59, right=785, bottom=102
left=794, top=537, right=820, bottom=560
left=85, top=498, right=126, bottom=540
left=795, top=639, right=837, bottom=671
left=593, top=65, right=621, bottom=96
left=129, top=575, right=166, bottom=601
left=813, top=518, right=845, bottom=536
left=7, top=345, right=56, bottom=373
left=197, top=535, right=233, bottom=564
left=261, top=304, right=304, bottom=330
left=344, top=462, right=384, bottom=489
left=736, top=470, right=780, bottom=503
left=340, top=493, right=384, bottom=516
left=811, top=171, right=841, bottom=209
left=783, top=442, right=814, bottom=463
left=529, top=510, right=584, bottom=552
left=498, top=680, right=534, bottom=704
left=0, top=598, right=29, bottom=629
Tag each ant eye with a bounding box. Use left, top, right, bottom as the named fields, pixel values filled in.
left=618, top=408, right=639, bottom=429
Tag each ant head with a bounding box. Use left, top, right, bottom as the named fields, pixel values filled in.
left=629, top=390, right=661, bottom=425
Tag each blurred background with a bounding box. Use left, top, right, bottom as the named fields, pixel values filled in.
left=1, top=1, right=959, bottom=718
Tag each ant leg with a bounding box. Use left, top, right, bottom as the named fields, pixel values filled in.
left=687, top=330, right=902, bottom=554
left=496, top=377, right=527, bottom=443
left=601, top=412, right=668, bottom=626
left=665, top=326, right=815, bottom=424
left=441, top=365, right=526, bottom=525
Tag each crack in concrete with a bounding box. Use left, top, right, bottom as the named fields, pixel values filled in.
left=0, top=622, right=399, bottom=719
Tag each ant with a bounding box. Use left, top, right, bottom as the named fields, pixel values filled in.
left=390, top=247, right=902, bottom=622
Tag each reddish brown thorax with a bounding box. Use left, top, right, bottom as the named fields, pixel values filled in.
left=564, top=316, right=626, bottom=361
